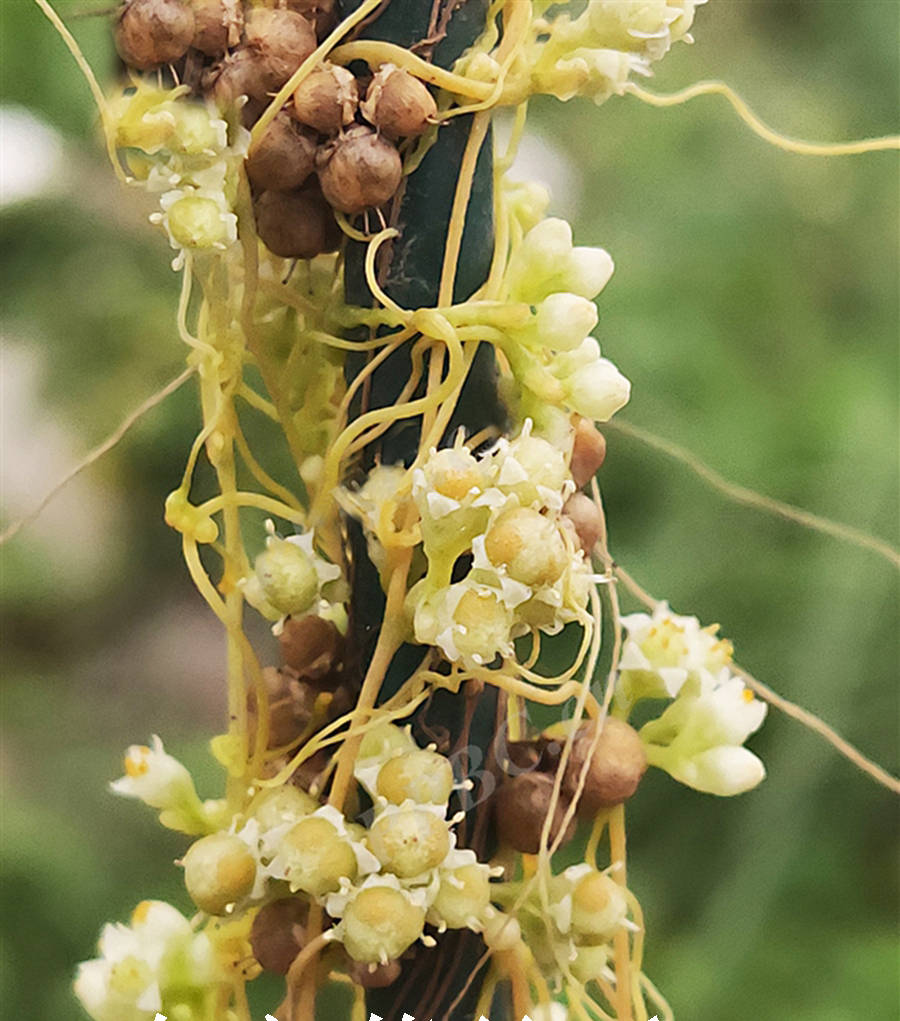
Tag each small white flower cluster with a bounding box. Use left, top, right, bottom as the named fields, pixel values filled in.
left=616, top=603, right=768, bottom=796
left=465, top=0, right=704, bottom=106
left=500, top=218, right=630, bottom=442
left=397, top=424, right=595, bottom=668
left=112, top=83, right=245, bottom=262
left=241, top=519, right=346, bottom=633
left=74, top=900, right=229, bottom=1021
left=515, top=863, right=631, bottom=986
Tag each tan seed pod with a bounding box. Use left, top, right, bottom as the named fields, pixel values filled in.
left=493, top=772, right=576, bottom=855
left=191, top=0, right=242, bottom=57
left=207, top=48, right=271, bottom=109
left=244, top=8, right=317, bottom=95
left=292, top=63, right=359, bottom=135
left=561, top=492, right=603, bottom=556
left=570, top=416, right=607, bottom=488
left=115, top=0, right=195, bottom=70
left=245, top=112, right=316, bottom=191
left=346, top=957, right=402, bottom=989
left=561, top=718, right=648, bottom=816
left=254, top=186, right=337, bottom=259
left=279, top=613, right=344, bottom=682
left=286, top=0, right=339, bottom=37
left=247, top=666, right=318, bottom=750
left=360, top=64, right=437, bottom=140
left=250, top=897, right=308, bottom=974
left=316, top=125, right=402, bottom=214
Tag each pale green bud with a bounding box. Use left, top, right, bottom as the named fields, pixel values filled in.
left=532, top=292, right=598, bottom=351
left=166, top=195, right=233, bottom=249
left=253, top=539, right=319, bottom=617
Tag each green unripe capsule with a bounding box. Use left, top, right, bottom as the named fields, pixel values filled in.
left=376, top=749, right=454, bottom=806
left=368, top=808, right=450, bottom=878
left=570, top=871, right=628, bottom=940
left=182, top=833, right=256, bottom=915
left=431, top=864, right=491, bottom=929
left=342, top=886, right=425, bottom=963
left=279, top=815, right=357, bottom=896
left=248, top=785, right=318, bottom=831
left=254, top=540, right=319, bottom=617
left=166, top=196, right=233, bottom=250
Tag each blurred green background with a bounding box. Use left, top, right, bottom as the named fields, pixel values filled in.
left=1, top=2, right=897, bottom=1018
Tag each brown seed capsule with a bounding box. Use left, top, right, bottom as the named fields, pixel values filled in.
left=493, top=772, right=576, bottom=855
left=247, top=666, right=318, bottom=750
left=286, top=0, right=339, bottom=37
left=244, top=8, right=317, bottom=95
left=254, top=186, right=337, bottom=259
left=115, top=0, right=195, bottom=70
left=250, top=898, right=308, bottom=974
left=208, top=48, right=270, bottom=110
left=561, top=492, right=603, bottom=556
left=279, top=613, right=345, bottom=682
left=570, top=416, right=607, bottom=488
left=316, top=125, right=402, bottom=214
left=360, top=64, right=437, bottom=140
left=191, top=0, right=242, bottom=57
left=292, top=63, right=359, bottom=135
left=562, top=718, right=648, bottom=817
left=346, top=957, right=402, bottom=989
left=245, top=112, right=316, bottom=192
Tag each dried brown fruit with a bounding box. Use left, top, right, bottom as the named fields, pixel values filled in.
left=346, top=957, right=402, bottom=988
left=254, top=186, right=337, bottom=259
left=292, top=63, right=359, bottom=135
left=247, top=666, right=318, bottom=750
left=245, top=112, right=316, bottom=191
left=570, top=416, right=607, bottom=488
left=250, top=897, right=308, bottom=974
left=115, top=0, right=195, bottom=70
left=561, top=492, right=603, bottom=556
left=562, top=717, right=648, bottom=816
left=279, top=613, right=345, bottom=681
left=208, top=48, right=270, bottom=109
left=493, top=772, right=576, bottom=855
left=190, top=0, right=241, bottom=56
left=360, top=64, right=437, bottom=140
left=244, top=8, right=317, bottom=95
left=316, top=125, right=402, bottom=214
left=286, top=0, right=339, bottom=37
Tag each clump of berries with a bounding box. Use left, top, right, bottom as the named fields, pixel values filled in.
left=114, top=0, right=438, bottom=259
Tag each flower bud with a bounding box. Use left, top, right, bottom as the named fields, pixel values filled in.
left=484, top=507, right=568, bottom=587
left=245, top=112, right=316, bottom=192
left=561, top=718, right=647, bottom=816
left=341, top=884, right=425, bottom=963
left=250, top=897, right=307, bottom=974
left=376, top=749, right=454, bottom=806
left=254, top=187, right=337, bottom=260
left=557, top=342, right=630, bottom=422
left=248, top=784, right=318, bottom=831
left=482, top=911, right=521, bottom=951
left=276, top=815, right=358, bottom=895
left=166, top=194, right=235, bottom=249
left=570, top=870, right=628, bottom=940
left=292, top=63, right=359, bottom=135
left=493, top=772, right=575, bottom=854
left=567, top=245, right=614, bottom=300
left=191, top=0, right=241, bottom=56
left=431, top=863, right=492, bottom=930
left=115, top=0, right=194, bottom=70
left=532, top=293, right=598, bottom=352
left=244, top=8, right=317, bottom=95
left=569, top=417, right=607, bottom=488
left=561, top=492, right=603, bottom=556
left=182, top=833, right=257, bottom=914
left=361, top=64, right=437, bottom=139
left=316, top=126, right=402, bottom=214
left=368, top=808, right=450, bottom=878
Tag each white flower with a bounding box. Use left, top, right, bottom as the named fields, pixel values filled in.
left=111, top=735, right=197, bottom=810
left=617, top=602, right=734, bottom=705
left=641, top=675, right=767, bottom=796
left=74, top=902, right=225, bottom=1021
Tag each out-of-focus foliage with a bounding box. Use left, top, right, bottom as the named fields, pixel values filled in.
left=1, top=2, right=897, bottom=1019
